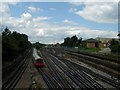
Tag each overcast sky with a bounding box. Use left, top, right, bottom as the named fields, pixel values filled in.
left=0, top=1, right=119, bottom=44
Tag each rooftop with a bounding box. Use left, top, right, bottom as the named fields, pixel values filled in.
left=86, top=38, right=98, bottom=43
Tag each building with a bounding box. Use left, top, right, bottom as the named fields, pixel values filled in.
left=85, top=37, right=119, bottom=48
left=86, top=38, right=99, bottom=48
left=99, top=42, right=108, bottom=48
left=96, top=37, right=114, bottom=48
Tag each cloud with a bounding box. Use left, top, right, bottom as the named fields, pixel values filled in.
left=63, top=19, right=76, bottom=25
left=74, top=2, right=118, bottom=23
left=33, top=16, right=52, bottom=21
left=65, top=0, right=119, bottom=3
left=28, top=6, right=43, bottom=13
left=49, top=8, right=56, bottom=10
left=0, top=0, right=20, bottom=3
left=66, top=27, right=117, bottom=39
left=0, top=0, right=119, bottom=2
left=0, top=3, right=10, bottom=17
left=1, top=14, right=118, bottom=44
left=22, top=12, right=32, bottom=20
left=1, top=2, right=118, bottom=44
left=69, top=8, right=77, bottom=13
left=69, top=2, right=83, bottom=6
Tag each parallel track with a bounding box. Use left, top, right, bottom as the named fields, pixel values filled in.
left=42, top=49, right=106, bottom=89
left=64, top=51, right=120, bottom=88
left=51, top=54, right=105, bottom=90
left=66, top=51, right=120, bottom=73
left=50, top=48, right=120, bottom=89
left=2, top=49, right=32, bottom=89
left=37, top=50, right=77, bottom=89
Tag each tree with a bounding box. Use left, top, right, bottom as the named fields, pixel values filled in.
left=62, top=35, right=81, bottom=47
left=110, top=39, right=119, bottom=46
left=63, top=37, right=71, bottom=47
left=78, top=37, right=82, bottom=43
left=33, top=42, right=45, bottom=49
left=2, top=27, right=11, bottom=36
left=77, top=37, right=82, bottom=46
left=70, top=35, right=78, bottom=47
left=2, top=27, right=31, bottom=62
left=109, top=39, right=120, bottom=53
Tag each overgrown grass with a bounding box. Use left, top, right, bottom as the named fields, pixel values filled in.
left=78, top=47, right=101, bottom=53
left=78, top=46, right=119, bottom=60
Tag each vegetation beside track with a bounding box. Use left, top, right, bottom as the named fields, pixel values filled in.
left=2, top=27, right=32, bottom=67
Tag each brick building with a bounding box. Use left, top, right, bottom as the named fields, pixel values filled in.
left=86, top=37, right=116, bottom=48
left=86, top=38, right=99, bottom=48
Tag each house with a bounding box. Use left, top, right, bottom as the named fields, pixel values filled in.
left=85, top=37, right=119, bottom=48
left=86, top=38, right=99, bottom=48
left=99, top=42, right=109, bottom=48
left=96, top=37, right=113, bottom=48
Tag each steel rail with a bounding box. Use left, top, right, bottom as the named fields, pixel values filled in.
left=41, top=51, right=71, bottom=89
left=2, top=48, right=32, bottom=89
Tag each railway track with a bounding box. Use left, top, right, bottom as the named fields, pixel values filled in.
left=37, top=50, right=77, bottom=89
left=64, top=48, right=120, bottom=63
left=49, top=53, right=106, bottom=90
left=64, top=50, right=120, bottom=80
left=66, top=51, right=120, bottom=72
left=2, top=49, right=32, bottom=89
left=41, top=49, right=106, bottom=89
left=58, top=58, right=105, bottom=89
left=37, top=68, right=59, bottom=88
left=63, top=57, right=120, bottom=89
left=49, top=48, right=120, bottom=89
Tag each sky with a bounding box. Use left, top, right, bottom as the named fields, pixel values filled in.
left=0, top=1, right=119, bottom=44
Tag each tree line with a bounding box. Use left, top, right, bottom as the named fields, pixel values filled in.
left=2, top=27, right=31, bottom=63
left=61, top=35, right=82, bottom=47
left=62, top=35, right=120, bottom=53
left=32, top=42, right=45, bottom=49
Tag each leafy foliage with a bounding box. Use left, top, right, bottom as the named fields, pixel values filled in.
left=62, top=35, right=82, bottom=47
left=32, top=42, right=45, bottom=49
left=2, top=27, right=32, bottom=62
left=63, top=37, right=71, bottom=47
left=109, top=39, right=120, bottom=53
